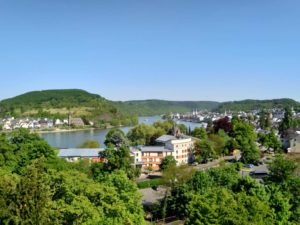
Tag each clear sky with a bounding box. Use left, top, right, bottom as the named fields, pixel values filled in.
left=1, top=0, right=300, bottom=102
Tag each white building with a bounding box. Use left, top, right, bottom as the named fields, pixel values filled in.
left=131, top=134, right=194, bottom=171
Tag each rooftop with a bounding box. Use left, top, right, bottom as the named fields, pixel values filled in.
left=138, top=146, right=173, bottom=153
left=155, top=135, right=177, bottom=143
left=58, top=148, right=104, bottom=158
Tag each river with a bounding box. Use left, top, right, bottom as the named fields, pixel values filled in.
left=41, top=116, right=202, bottom=148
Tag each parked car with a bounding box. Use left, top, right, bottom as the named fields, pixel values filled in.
left=245, top=164, right=255, bottom=168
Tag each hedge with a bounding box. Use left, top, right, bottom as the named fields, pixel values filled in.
left=137, top=178, right=163, bottom=189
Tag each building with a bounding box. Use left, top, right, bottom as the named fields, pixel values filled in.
left=68, top=113, right=85, bottom=126
left=131, top=134, right=194, bottom=171
left=70, top=117, right=85, bottom=126
left=282, top=129, right=300, bottom=154
left=58, top=148, right=105, bottom=162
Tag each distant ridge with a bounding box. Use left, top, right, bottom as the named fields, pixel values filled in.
left=216, top=98, right=300, bottom=112
left=114, top=99, right=220, bottom=116
left=0, top=90, right=299, bottom=119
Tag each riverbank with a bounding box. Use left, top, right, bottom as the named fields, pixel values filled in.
left=37, top=127, right=97, bottom=134
left=0, top=125, right=122, bottom=135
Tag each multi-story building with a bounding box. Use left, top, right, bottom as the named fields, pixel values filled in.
left=131, top=134, right=194, bottom=170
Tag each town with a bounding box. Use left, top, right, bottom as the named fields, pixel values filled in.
left=0, top=113, right=87, bottom=131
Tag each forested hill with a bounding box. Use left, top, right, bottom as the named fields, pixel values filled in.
left=114, top=100, right=220, bottom=116
left=0, top=89, right=137, bottom=126
left=216, top=98, right=300, bottom=112
left=0, top=89, right=108, bottom=109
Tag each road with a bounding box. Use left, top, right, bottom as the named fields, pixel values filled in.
left=240, top=163, right=269, bottom=176
left=139, top=187, right=167, bottom=205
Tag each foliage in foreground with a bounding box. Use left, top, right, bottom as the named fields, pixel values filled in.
left=153, top=160, right=300, bottom=225
left=0, top=129, right=144, bottom=225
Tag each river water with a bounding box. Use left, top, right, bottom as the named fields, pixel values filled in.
left=41, top=116, right=202, bottom=148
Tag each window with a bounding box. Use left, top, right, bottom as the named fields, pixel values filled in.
left=136, top=153, right=139, bottom=156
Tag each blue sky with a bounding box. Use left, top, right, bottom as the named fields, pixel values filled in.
left=0, top=0, right=300, bottom=102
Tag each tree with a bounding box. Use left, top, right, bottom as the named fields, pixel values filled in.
left=267, top=186, right=292, bottom=224
left=99, top=144, right=131, bottom=173
left=259, top=110, right=271, bottom=130
left=177, top=124, right=188, bottom=134
left=105, top=128, right=128, bottom=147
left=50, top=170, right=144, bottom=225
left=153, top=120, right=175, bottom=133
left=0, top=133, right=16, bottom=169
left=184, top=182, right=276, bottom=225
left=0, top=169, right=20, bottom=223
left=0, top=129, right=57, bottom=174
left=258, top=130, right=282, bottom=152
left=77, top=140, right=100, bottom=148
left=160, top=155, right=176, bottom=171
left=231, top=119, right=260, bottom=163
left=213, top=116, right=232, bottom=134
left=185, top=188, right=275, bottom=225
left=241, top=142, right=260, bottom=164
left=15, top=160, right=54, bottom=225
left=267, top=154, right=297, bottom=184
left=279, top=107, right=294, bottom=134
left=162, top=165, right=195, bottom=189
left=208, top=132, right=228, bottom=156
left=191, top=127, right=207, bottom=140
left=286, top=177, right=300, bottom=223
left=194, top=140, right=216, bottom=163
left=127, top=124, right=164, bottom=146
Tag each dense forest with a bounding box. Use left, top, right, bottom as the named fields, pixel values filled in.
left=216, top=98, right=300, bottom=112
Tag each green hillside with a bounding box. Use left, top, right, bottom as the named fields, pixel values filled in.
left=114, top=100, right=220, bottom=116
left=216, top=98, right=300, bottom=112
left=0, top=89, right=137, bottom=126
left=0, top=89, right=108, bottom=109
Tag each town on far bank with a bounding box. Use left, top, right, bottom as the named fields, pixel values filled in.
left=0, top=113, right=91, bottom=131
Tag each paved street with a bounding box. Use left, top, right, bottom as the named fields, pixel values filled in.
left=139, top=187, right=167, bottom=205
